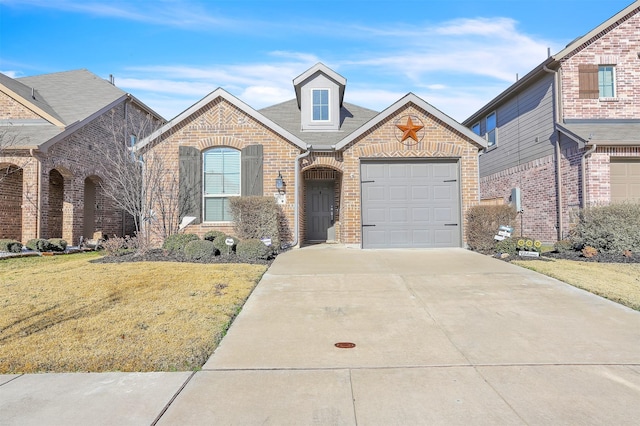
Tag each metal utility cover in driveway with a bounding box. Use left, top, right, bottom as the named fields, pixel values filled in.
left=360, top=159, right=461, bottom=248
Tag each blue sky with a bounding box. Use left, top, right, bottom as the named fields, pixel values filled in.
left=0, top=0, right=634, bottom=121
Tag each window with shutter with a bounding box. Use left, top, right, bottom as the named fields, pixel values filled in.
left=203, top=147, right=240, bottom=222
left=178, top=146, right=202, bottom=224
left=241, top=145, right=264, bottom=196
left=578, top=64, right=599, bottom=99
left=598, top=65, right=615, bottom=98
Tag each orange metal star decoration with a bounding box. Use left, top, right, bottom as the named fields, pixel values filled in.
left=396, top=116, right=424, bottom=142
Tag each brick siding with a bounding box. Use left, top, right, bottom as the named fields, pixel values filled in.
left=0, top=100, right=157, bottom=245
left=152, top=99, right=481, bottom=247
left=560, top=8, right=640, bottom=120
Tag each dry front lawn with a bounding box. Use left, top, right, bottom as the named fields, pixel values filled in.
left=0, top=252, right=266, bottom=373
left=512, top=258, right=640, bottom=311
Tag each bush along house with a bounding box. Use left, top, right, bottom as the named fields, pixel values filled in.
left=0, top=70, right=163, bottom=245
left=137, top=63, right=487, bottom=249
left=464, top=1, right=640, bottom=243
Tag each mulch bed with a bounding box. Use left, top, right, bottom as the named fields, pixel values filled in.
left=498, top=250, right=640, bottom=263
left=91, top=248, right=277, bottom=265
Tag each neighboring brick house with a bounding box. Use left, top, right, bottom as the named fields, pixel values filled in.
left=0, top=69, right=163, bottom=245
left=464, top=2, right=640, bottom=243
left=137, top=63, right=486, bottom=248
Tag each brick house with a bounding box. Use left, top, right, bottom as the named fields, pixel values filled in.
left=137, top=63, right=486, bottom=248
left=464, top=2, right=640, bottom=243
left=0, top=69, right=163, bottom=245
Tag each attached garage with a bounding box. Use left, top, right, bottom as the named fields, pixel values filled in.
left=360, top=159, right=461, bottom=249
left=610, top=158, right=640, bottom=203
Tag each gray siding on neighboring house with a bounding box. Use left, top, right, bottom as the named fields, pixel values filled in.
left=479, top=73, right=556, bottom=178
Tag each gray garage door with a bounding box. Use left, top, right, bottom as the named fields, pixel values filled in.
left=361, top=160, right=461, bottom=249
left=610, top=158, right=640, bottom=203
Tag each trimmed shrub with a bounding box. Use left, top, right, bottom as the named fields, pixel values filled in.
left=495, top=238, right=517, bottom=256
left=48, top=238, right=67, bottom=252
left=213, top=235, right=238, bottom=255
left=570, top=203, right=640, bottom=254
left=26, top=238, right=52, bottom=252
left=554, top=239, right=574, bottom=253
left=0, top=239, right=23, bottom=253
left=203, top=230, right=226, bottom=242
left=466, top=204, right=518, bottom=253
left=236, top=239, right=273, bottom=260
left=228, top=196, right=281, bottom=251
left=184, top=240, right=216, bottom=261
left=162, top=233, right=200, bottom=253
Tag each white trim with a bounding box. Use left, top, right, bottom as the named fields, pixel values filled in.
left=310, top=88, right=330, bottom=122
left=485, top=111, right=497, bottom=148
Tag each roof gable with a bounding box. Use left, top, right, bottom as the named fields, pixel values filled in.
left=136, top=88, right=308, bottom=151
left=553, top=2, right=639, bottom=62
left=293, top=63, right=346, bottom=108
left=336, top=93, right=487, bottom=150
left=463, top=1, right=640, bottom=125
left=0, top=72, right=65, bottom=126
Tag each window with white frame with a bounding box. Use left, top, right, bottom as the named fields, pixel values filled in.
left=471, top=122, right=480, bottom=136
left=312, top=89, right=329, bottom=121
left=598, top=65, right=615, bottom=98
left=203, top=147, right=240, bottom=222
left=486, top=112, right=497, bottom=147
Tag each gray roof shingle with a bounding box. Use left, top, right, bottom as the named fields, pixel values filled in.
left=1, top=69, right=128, bottom=149
left=259, top=99, right=378, bottom=147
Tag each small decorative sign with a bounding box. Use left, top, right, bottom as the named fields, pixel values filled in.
left=225, top=238, right=235, bottom=246
left=518, top=251, right=540, bottom=258
left=261, top=238, right=272, bottom=246
left=494, top=225, right=513, bottom=241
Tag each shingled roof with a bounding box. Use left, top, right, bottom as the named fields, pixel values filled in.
left=259, top=99, right=379, bottom=148
left=0, top=69, right=161, bottom=151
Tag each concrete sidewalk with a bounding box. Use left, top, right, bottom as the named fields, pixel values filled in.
left=2, top=246, right=640, bottom=425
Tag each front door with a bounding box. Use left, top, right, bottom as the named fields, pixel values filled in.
left=305, top=180, right=334, bottom=242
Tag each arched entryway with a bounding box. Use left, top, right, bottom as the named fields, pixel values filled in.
left=302, top=167, right=342, bottom=245
left=0, top=164, right=23, bottom=240
left=83, top=176, right=105, bottom=239
left=47, top=169, right=65, bottom=238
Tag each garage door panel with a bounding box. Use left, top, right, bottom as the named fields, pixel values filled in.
left=411, top=186, right=430, bottom=200
left=389, top=164, right=408, bottom=178
left=361, top=161, right=461, bottom=248
left=434, top=229, right=455, bottom=245
left=433, top=163, right=454, bottom=178
left=389, top=208, right=408, bottom=222
left=365, top=186, right=386, bottom=201
left=389, top=186, right=408, bottom=200
left=610, top=159, right=640, bottom=203
left=412, top=207, right=430, bottom=221
left=434, top=207, right=456, bottom=222
left=433, top=185, right=453, bottom=200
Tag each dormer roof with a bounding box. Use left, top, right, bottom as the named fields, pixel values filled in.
left=293, top=63, right=346, bottom=109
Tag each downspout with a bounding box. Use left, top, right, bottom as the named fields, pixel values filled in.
left=288, top=146, right=312, bottom=248
left=543, top=63, right=564, bottom=240
left=581, top=143, right=597, bottom=208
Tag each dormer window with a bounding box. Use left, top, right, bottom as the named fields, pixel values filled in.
left=312, top=89, right=329, bottom=121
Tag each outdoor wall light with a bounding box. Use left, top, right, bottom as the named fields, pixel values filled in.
left=275, top=171, right=285, bottom=192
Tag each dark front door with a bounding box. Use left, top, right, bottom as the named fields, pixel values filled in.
left=305, top=180, right=334, bottom=242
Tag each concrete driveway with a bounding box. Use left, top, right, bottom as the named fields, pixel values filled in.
left=2, top=246, right=639, bottom=425
left=160, top=246, right=640, bottom=425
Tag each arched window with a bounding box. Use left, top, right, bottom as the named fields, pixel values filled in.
left=203, top=147, right=240, bottom=222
